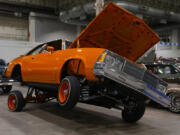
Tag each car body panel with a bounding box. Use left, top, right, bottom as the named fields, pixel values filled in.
left=5, top=48, right=105, bottom=84
left=69, top=2, right=160, bottom=62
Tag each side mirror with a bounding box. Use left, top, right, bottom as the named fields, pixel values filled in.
left=47, top=46, right=54, bottom=52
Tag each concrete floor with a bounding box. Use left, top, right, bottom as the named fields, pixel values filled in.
left=0, top=86, right=180, bottom=135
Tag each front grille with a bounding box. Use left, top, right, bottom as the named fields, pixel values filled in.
left=143, top=71, right=158, bottom=88
left=123, top=61, right=144, bottom=80
left=121, top=60, right=164, bottom=89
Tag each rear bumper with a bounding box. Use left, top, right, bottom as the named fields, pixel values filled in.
left=94, top=63, right=170, bottom=108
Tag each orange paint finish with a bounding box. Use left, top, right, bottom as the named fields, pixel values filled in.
left=4, top=48, right=105, bottom=84
left=4, top=57, right=23, bottom=78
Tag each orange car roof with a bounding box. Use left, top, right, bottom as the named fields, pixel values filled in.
left=69, top=2, right=160, bottom=62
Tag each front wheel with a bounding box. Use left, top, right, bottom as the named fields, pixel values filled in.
left=122, top=100, right=146, bottom=123
left=57, top=76, right=80, bottom=110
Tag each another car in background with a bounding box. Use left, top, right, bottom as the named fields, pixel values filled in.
left=0, top=59, right=14, bottom=93
left=146, top=63, right=180, bottom=113
left=0, top=59, right=6, bottom=78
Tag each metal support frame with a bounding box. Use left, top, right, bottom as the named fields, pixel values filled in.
left=25, top=87, right=56, bottom=103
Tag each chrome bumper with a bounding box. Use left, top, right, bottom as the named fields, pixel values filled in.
left=94, top=62, right=170, bottom=108
left=0, top=78, right=14, bottom=86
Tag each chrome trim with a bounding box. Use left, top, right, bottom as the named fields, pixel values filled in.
left=94, top=51, right=170, bottom=107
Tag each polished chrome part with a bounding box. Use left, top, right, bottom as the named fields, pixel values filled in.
left=168, top=93, right=180, bottom=113
left=143, top=71, right=158, bottom=90
left=0, top=83, right=13, bottom=86
left=94, top=50, right=170, bottom=107
left=123, top=60, right=144, bottom=80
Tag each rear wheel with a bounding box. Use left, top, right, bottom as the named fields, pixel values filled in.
left=122, top=100, right=146, bottom=123
left=58, top=76, right=80, bottom=110
left=8, top=91, right=25, bottom=112
left=2, top=85, right=12, bottom=93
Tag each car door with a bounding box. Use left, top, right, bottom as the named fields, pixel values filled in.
left=22, top=40, right=63, bottom=83
left=22, top=49, right=61, bottom=83
left=21, top=45, right=43, bottom=82
left=29, top=51, right=60, bottom=83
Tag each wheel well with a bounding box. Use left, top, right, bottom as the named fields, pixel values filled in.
left=167, top=91, right=180, bottom=96
left=60, top=59, right=85, bottom=81
left=11, top=65, right=21, bottom=78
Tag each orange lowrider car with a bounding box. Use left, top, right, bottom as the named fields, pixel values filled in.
left=5, top=2, right=170, bottom=123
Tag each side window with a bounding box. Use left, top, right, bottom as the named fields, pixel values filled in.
left=164, top=66, right=171, bottom=74
left=151, top=66, right=160, bottom=74
left=65, top=41, right=72, bottom=49
left=30, top=47, right=43, bottom=55
left=27, top=45, right=43, bottom=56
left=157, top=66, right=164, bottom=74
left=47, top=40, right=62, bottom=51
left=40, top=44, right=48, bottom=53
left=163, top=66, right=178, bottom=74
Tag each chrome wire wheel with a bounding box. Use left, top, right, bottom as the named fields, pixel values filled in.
left=168, top=93, right=180, bottom=113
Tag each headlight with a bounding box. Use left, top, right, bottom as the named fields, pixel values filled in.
left=94, top=50, right=125, bottom=76
left=96, top=50, right=124, bottom=73
left=157, top=84, right=167, bottom=94
left=103, top=51, right=124, bottom=73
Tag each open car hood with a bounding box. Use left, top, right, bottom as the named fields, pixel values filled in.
left=69, top=2, right=160, bottom=61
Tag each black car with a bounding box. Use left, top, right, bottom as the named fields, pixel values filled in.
left=0, top=59, right=6, bottom=77
left=0, top=59, right=13, bottom=93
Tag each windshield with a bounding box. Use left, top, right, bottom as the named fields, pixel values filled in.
left=149, top=65, right=179, bottom=75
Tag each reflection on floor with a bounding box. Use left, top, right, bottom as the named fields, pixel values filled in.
left=0, top=86, right=180, bottom=135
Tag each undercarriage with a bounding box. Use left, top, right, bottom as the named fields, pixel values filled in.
left=7, top=77, right=147, bottom=123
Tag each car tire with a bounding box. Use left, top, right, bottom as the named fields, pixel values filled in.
left=168, top=93, right=180, bottom=113
left=2, top=85, right=12, bottom=93
left=8, top=91, right=25, bottom=112
left=122, top=100, right=146, bottom=123
left=58, top=76, right=80, bottom=110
